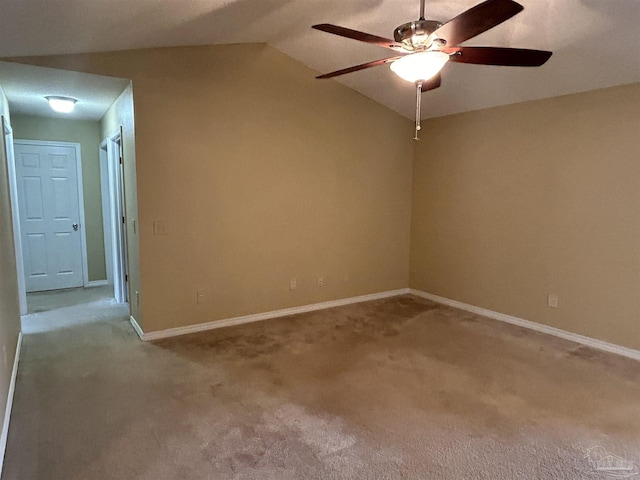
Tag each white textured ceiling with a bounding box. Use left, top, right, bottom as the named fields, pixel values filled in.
left=0, top=0, right=639, bottom=119
left=0, top=61, right=130, bottom=121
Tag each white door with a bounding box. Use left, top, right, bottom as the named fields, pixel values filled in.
left=14, top=142, right=84, bottom=292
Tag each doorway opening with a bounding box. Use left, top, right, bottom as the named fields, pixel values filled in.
left=0, top=61, right=137, bottom=332
left=100, top=129, right=129, bottom=305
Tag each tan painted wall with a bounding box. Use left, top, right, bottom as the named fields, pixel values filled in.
left=100, top=83, right=142, bottom=326
left=11, top=115, right=106, bottom=281
left=411, top=83, right=640, bottom=350
left=9, top=45, right=413, bottom=332
left=0, top=86, right=21, bottom=445
left=14, top=47, right=634, bottom=350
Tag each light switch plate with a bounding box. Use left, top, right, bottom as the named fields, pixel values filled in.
left=197, top=290, right=207, bottom=304
left=153, top=220, right=168, bottom=235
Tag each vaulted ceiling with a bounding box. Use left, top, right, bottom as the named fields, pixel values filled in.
left=0, top=0, right=638, bottom=119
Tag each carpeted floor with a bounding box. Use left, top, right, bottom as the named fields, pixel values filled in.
left=3, top=295, right=639, bottom=479
left=26, top=285, right=114, bottom=314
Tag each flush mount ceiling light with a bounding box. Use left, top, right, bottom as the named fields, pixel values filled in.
left=45, top=96, right=77, bottom=113
left=312, top=0, right=552, bottom=140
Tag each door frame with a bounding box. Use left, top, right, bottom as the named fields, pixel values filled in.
left=1, top=116, right=27, bottom=315
left=101, top=129, right=128, bottom=304
left=12, top=139, right=90, bottom=292
left=99, top=140, right=113, bottom=286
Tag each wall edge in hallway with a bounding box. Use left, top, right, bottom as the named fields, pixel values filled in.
left=0, top=332, right=22, bottom=477
left=409, top=289, right=640, bottom=361
left=138, top=289, right=411, bottom=341
left=129, top=315, right=144, bottom=340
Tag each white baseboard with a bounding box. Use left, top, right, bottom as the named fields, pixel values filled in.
left=129, top=315, right=144, bottom=340
left=409, top=289, right=640, bottom=362
left=0, top=332, right=22, bottom=476
left=85, top=280, right=108, bottom=288
left=129, top=286, right=639, bottom=361
left=138, top=289, right=411, bottom=341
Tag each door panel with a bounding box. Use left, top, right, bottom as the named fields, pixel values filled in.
left=25, top=233, right=47, bottom=276
left=23, top=177, right=44, bottom=219
left=54, top=232, right=74, bottom=273
left=51, top=177, right=73, bottom=218
left=15, top=142, right=83, bottom=292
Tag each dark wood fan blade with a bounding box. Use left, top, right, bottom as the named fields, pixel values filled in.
left=443, top=46, right=552, bottom=66
left=432, top=0, right=524, bottom=47
left=312, top=24, right=406, bottom=52
left=316, top=56, right=403, bottom=79
left=420, top=74, right=442, bottom=92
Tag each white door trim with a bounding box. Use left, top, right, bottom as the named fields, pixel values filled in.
left=13, top=139, right=89, bottom=289
left=99, top=139, right=113, bottom=286
left=1, top=117, right=27, bottom=315
left=104, top=129, right=128, bottom=304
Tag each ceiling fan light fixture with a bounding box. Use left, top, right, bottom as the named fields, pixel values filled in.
left=390, top=51, right=449, bottom=83
left=45, top=96, right=77, bottom=113
left=313, top=0, right=552, bottom=139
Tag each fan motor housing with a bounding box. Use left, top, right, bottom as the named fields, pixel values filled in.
left=394, top=19, right=443, bottom=50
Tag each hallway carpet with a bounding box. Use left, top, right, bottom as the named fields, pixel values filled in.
left=3, top=295, right=639, bottom=479
left=26, top=285, right=114, bottom=314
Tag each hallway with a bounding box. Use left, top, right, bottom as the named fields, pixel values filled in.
left=23, top=286, right=121, bottom=334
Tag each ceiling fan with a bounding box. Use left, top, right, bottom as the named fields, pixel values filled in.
left=313, top=0, right=552, bottom=139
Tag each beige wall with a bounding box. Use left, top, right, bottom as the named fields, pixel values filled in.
left=11, top=47, right=635, bottom=350
left=11, top=114, right=106, bottom=281
left=100, top=83, right=142, bottom=325
left=411, top=83, right=640, bottom=350
left=10, top=45, right=413, bottom=332
left=0, top=86, right=21, bottom=448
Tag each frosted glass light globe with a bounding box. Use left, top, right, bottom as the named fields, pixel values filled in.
left=390, top=51, right=449, bottom=83
left=46, top=96, right=77, bottom=113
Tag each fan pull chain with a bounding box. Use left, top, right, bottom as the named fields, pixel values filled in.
left=414, top=81, right=423, bottom=141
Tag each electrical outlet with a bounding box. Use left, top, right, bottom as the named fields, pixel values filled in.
left=289, top=278, right=297, bottom=291
left=153, top=220, right=168, bottom=235
left=548, top=294, right=559, bottom=308
left=317, top=276, right=324, bottom=287
left=197, top=290, right=207, bottom=304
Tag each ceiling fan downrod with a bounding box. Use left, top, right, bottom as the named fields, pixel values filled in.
left=419, top=0, right=426, bottom=20
left=414, top=82, right=423, bottom=140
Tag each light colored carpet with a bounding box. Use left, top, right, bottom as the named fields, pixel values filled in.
left=26, top=285, right=114, bottom=314
left=3, top=295, right=639, bottom=479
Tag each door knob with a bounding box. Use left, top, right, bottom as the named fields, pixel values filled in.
left=72, top=223, right=79, bottom=231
